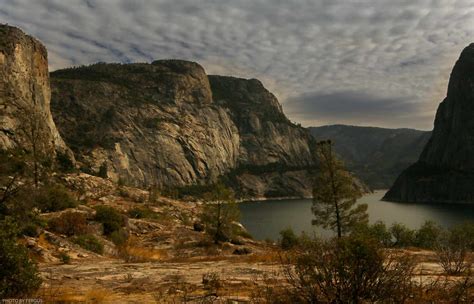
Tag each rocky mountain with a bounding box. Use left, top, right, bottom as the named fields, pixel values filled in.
left=309, top=125, right=431, bottom=189
left=0, top=25, right=70, bottom=158
left=384, top=43, right=474, bottom=203
left=50, top=63, right=315, bottom=198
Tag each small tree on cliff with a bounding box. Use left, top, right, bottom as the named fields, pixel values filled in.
left=312, top=140, right=368, bottom=238
left=200, top=183, right=240, bottom=244
left=12, top=100, right=52, bottom=188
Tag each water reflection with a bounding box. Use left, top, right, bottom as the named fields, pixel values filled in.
left=239, top=190, right=474, bottom=241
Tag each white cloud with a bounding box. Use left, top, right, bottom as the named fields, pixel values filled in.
left=1, top=0, right=473, bottom=130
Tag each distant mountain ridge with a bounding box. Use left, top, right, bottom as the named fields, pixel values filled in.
left=309, top=125, right=431, bottom=189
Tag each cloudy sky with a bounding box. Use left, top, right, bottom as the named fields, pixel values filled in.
left=2, top=0, right=473, bottom=130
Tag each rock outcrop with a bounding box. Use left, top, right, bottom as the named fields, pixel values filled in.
left=51, top=63, right=315, bottom=198
left=0, top=25, right=69, bottom=156
left=384, top=44, right=474, bottom=203
left=209, top=76, right=315, bottom=198
left=51, top=61, right=240, bottom=187
left=310, top=125, right=431, bottom=189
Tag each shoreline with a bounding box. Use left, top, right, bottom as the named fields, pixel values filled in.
left=237, top=190, right=388, bottom=203
left=237, top=196, right=313, bottom=203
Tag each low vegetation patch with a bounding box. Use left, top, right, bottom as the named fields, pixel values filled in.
left=117, top=237, right=167, bottom=262
left=127, top=206, right=160, bottom=220
left=94, top=205, right=127, bottom=236
left=48, top=212, right=88, bottom=236
left=35, top=184, right=78, bottom=212
left=0, top=219, right=42, bottom=298
left=72, top=234, right=104, bottom=254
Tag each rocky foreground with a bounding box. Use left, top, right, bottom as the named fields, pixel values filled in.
left=25, top=174, right=470, bottom=303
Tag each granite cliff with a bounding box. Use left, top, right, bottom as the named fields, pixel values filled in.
left=384, top=43, right=474, bottom=203
left=310, top=125, right=431, bottom=189
left=50, top=63, right=315, bottom=198
left=0, top=25, right=70, bottom=157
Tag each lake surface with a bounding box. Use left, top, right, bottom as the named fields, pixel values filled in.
left=239, top=190, right=474, bottom=241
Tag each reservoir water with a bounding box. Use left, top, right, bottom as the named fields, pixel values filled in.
left=239, top=190, right=474, bottom=241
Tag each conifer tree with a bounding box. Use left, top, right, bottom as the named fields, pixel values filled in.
left=312, top=140, right=368, bottom=238
left=200, top=183, right=240, bottom=244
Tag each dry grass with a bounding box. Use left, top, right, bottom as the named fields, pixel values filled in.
left=118, top=237, right=168, bottom=262
left=37, top=285, right=78, bottom=303
left=85, top=288, right=115, bottom=303
left=37, top=285, right=116, bottom=303
left=241, top=250, right=284, bottom=263
left=120, top=245, right=168, bottom=262
left=37, top=233, right=54, bottom=250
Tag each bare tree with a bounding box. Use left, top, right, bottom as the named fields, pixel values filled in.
left=11, top=99, right=53, bottom=188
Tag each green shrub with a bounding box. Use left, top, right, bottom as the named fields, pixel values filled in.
left=389, top=223, right=415, bottom=247
left=98, top=163, right=108, bottom=178
left=0, top=219, right=42, bottom=298
left=236, top=229, right=253, bottom=240
left=279, top=228, right=299, bottom=250
left=72, top=234, right=104, bottom=254
left=110, top=228, right=129, bottom=246
left=94, top=206, right=126, bottom=236
left=128, top=207, right=159, bottom=220
left=103, top=221, right=122, bottom=235
left=60, top=252, right=71, bottom=264
left=449, top=222, right=474, bottom=250
left=35, top=184, right=77, bottom=212
left=48, top=212, right=88, bottom=236
left=200, top=184, right=240, bottom=244
left=352, top=221, right=392, bottom=247
left=56, top=152, right=75, bottom=172
left=21, top=223, right=39, bottom=237
left=415, top=220, right=442, bottom=249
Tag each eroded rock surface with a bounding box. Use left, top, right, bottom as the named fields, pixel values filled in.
left=51, top=64, right=315, bottom=197
left=51, top=61, right=240, bottom=188
left=0, top=25, right=69, bottom=156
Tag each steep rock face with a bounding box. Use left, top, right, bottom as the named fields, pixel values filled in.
left=51, top=65, right=315, bottom=197
left=0, top=25, right=69, bottom=155
left=309, top=125, right=431, bottom=189
left=385, top=44, right=474, bottom=203
left=209, top=76, right=314, bottom=167
left=51, top=61, right=240, bottom=187
left=209, top=76, right=315, bottom=198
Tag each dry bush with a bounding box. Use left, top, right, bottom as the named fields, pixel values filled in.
left=250, top=272, right=293, bottom=304
left=436, top=228, right=472, bottom=275
left=154, top=274, right=199, bottom=303
left=37, top=285, right=82, bottom=303
left=48, top=211, right=88, bottom=236
left=281, top=236, right=416, bottom=303
left=413, top=271, right=474, bottom=303
left=241, top=250, right=283, bottom=263
left=85, top=288, right=115, bottom=303
left=202, top=272, right=221, bottom=296
left=118, top=236, right=167, bottom=262
left=72, top=234, right=104, bottom=254
left=436, top=245, right=470, bottom=275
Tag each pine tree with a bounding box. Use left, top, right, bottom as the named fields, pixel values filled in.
left=200, top=183, right=240, bottom=244
left=312, top=140, right=368, bottom=238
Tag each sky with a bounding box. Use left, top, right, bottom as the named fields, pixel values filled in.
left=1, top=0, right=473, bottom=130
